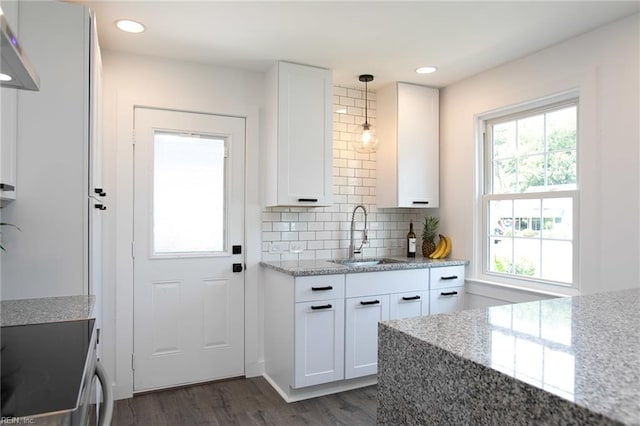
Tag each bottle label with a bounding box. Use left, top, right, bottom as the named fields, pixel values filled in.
left=408, top=238, right=416, bottom=253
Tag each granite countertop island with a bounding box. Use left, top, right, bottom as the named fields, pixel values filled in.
left=260, top=256, right=467, bottom=276
left=0, top=295, right=95, bottom=326
left=378, top=288, right=640, bottom=425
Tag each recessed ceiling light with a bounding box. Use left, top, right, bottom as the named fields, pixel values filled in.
left=416, top=66, right=437, bottom=74
left=115, top=19, right=145, bottom=33
left=0, top=73, right=12, bottom=82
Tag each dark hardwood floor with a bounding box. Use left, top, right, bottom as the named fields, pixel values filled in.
left=113, top=377, right=377, bottom=425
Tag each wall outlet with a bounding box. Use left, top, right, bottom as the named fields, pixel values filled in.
left=269, top=241, right=289, bottom=253
left=290, top=242, right=305, bottom=253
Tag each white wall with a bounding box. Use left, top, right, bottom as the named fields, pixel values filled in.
left=100, top=51, right=263, bottom=399
left=440, top=14, right=640, bottom=306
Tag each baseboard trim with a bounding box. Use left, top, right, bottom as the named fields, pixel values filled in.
left=263, top=373, right=377, bottom=403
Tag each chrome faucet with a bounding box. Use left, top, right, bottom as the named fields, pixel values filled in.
left=348, top=204, right=368, bottom=260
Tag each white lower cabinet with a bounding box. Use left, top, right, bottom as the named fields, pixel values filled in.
left=345, top=295, right=390, bottom=379
left=263, top=264, right=464, bottom=400
left=294, top=299, right=345, bottom=388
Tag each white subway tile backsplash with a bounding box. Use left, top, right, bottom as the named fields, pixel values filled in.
left=299, top=232, right=316, bottom=241
left=262, top=212, right=281, bottom=222
left=260, top=85, right=431, bottom=261
left=334, top=86, right=347, bottom=96
left=262, top=232, right=281, bottom=241
left=290, top=222, right=307, bottom=231
left=281, top=232, right=299, bottom=241
left=316, top=231, right=332, bottom=240
left=347, top=88, right=362, bottom=99
left=281, top=212, right=299, bottom=221
left=308, top=222, right=324, bottom=231
left=298, top=212, right=315, bottom=222
left=307, top=240, right=324, bottom=250
left=272, top=222, right=290, bottom=232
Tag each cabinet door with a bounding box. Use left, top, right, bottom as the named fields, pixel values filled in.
left=389, top=291, right=429, bottom=320
left=430, top=287, right=463, bottom=315
left=397, top=83, right=439, bottom=208
left=277, top=62, right=332, bottom=206
left=294, top=298, right=344, bottom=388
left=345, top=295, right=389, bottom=379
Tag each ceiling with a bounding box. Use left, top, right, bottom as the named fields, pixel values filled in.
left=71, top=1, right=639, bottom=88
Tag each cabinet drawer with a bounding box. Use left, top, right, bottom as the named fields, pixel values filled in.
left=430, top=286, right=463, bottom=315
left=295, top=275, right=345, bottom=302
left=389, top=291, right=429, bottom=320
left=429, top=265, right=465, bottom=290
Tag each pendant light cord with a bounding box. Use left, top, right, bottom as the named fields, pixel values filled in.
left=364, top=80, right=368, bottom=125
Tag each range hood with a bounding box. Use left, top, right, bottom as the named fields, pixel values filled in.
left=1, top=10, right=39, bottom=91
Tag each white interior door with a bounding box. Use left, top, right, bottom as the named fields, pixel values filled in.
left=133, top=107, right=245, bottom=392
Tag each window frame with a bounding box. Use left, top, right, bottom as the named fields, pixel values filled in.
left=476, top=91, right=580, bottom=293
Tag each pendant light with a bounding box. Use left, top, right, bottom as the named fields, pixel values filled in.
left=353, top=74, right=378, bottom=153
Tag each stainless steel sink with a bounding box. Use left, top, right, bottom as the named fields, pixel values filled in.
left=330, top=258, right=407, bottom=267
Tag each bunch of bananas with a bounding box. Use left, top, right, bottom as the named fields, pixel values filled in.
left=428, top=234, right=452, bottom=259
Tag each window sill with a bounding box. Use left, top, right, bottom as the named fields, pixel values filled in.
left=466, top=277, right=581, bottom=301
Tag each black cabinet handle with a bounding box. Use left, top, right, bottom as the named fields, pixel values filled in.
left=94, top=204, right=107, bottom=211
left=0, top=183, right=15, bottom=191
left=440, top=291, right=458, bottom=296
left=360, top=300, right=380, bottom=306
left=94, top=188, right=107, bottom=197
left=412, top=201, right=429, bottom=205
left=298, top=198, right=318, bottom=202
left=311, top=304, right=332, bottom=310
left=311, top=286, right=333, bottom=291
left=402, top=295, right=421, bottom=301
left=441, top=275, right=458, bottom=280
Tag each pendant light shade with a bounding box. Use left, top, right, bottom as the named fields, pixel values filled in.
left=353, top=74, right=378, bottom=153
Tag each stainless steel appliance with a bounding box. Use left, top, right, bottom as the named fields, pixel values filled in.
left=0, top=10, right=40, bottom=90
left=0, top=319, right=113, bottom=425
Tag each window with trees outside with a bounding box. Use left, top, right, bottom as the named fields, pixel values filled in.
left=482, top=98, right=578, bottom=288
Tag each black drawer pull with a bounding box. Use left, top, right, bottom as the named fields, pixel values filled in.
left=402, top=295, right=421, bottom=301
left=360, top=300, right=380, bottom=306
left=441, top=275, right=458, bottom=280
left=298, top=198, right=318, bottom=202
left=0, top=183, right=15, bottom=191
left=311, top=304, right=332, bottom=310
left=412, top=201, right=429, bottom=205
left=311, top=286, right=333, bottom=291
left=440, top=291, right=458, bottom=296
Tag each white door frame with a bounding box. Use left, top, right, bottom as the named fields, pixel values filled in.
left=107, top=93, right=262, bottom=399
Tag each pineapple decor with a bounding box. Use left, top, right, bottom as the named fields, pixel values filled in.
left=422, top=216, right=440, bottom=257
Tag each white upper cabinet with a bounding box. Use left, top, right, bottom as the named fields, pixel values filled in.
left=263, top=61, right=333, bottom=207
left=376, top=82, right=439, bottom=208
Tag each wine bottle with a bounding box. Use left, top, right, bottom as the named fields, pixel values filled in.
left=407, top=221, right=416, bottom=258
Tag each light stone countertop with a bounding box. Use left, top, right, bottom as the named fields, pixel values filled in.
left=260, top=256, right=468, bottom=276
left=0, top=295, right=96, bottom=326
left=378, top=288, right=640, bottom=425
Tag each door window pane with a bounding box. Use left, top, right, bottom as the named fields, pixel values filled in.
left=153, top=132, right=226, bottom=254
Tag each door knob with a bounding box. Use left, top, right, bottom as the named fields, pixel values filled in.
left=232, top=263, right=243, bottom=273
